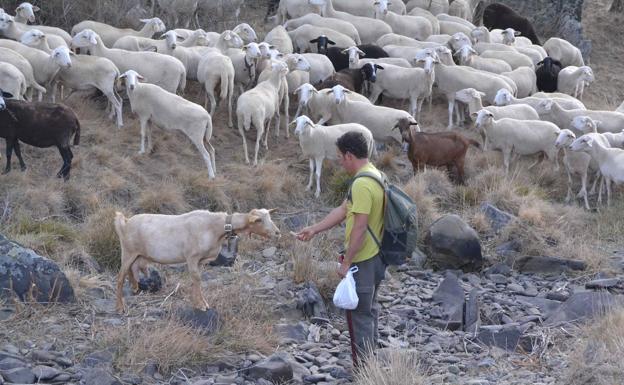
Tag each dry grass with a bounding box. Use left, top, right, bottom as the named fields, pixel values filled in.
left=289, top=233, right=342, bottom=299
left=354, top=349, right=425, bottom=385
left=562, top=309, right=624, bottom=385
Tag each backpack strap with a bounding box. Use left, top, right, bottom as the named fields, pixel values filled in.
left=347, top=170, right=387, bottom=252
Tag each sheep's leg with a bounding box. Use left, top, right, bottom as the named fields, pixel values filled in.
left=598, top=176, right=604, bottom=205
left=564, top=166, right=573, bottom=204
left=192, top=138, right=216, bottom=179
left=589, top=172, right=601, bottom=195
left=306, top=158, right=314, bottom=191
left=227, top=80, right=234, bottom=129
left=606, top=178, right=612, bottom=207
left=294, top=103, right=304, bottom=120
left=129, top=260, right=142, bottom=293
left=208, top=89, right=217, bottom=117
left=115, top=252, right=140, bottom=313
left=369, top=88, right=382, bottom=104
left=139, top=118, right=149, bottom=154
left=314, top=157, right=323, bottom=198
left=238, top=116, right=250, bottom=164
left=146, top=121, right=154, bottom=154
left=580, top=171, right=590, bottom=210
left=3, top=139, right=14, bottom=174
left=503, top=147, right=512, bottom=175
left=527, top=152, right=545, bottom=170
left=283, top=92, right=290, bottom=139
left=447, top=99, right=455, bottom=130
left=416, top=98, right=425, bottom=122
left=409, top=98, right=418, bottom=119
left=455, top=157, right=465, bottom=184
left=12, top=141, right=26, bottom=172
left=252, top=115, right=265, bottom=166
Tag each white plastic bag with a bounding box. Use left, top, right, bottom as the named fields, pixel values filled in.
left=333, top=266, right=359, bottom=310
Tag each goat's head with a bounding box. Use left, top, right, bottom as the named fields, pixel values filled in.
left=473, top=109, right=494, bottom=130
left=294, top=83, right=317, bottom=107
left=555, top=129, right=576, bottom=148
left=329, top=84, right=350, bottom=104
left=0, top=89, right=13, bottom=111
left=118, top=70, right=145, bottom=91
left=342, top=46, right=365, bottom=65
left=360, top=62, right=383, bottom=83
left=309, top=35, right=335, bottom=54
left=571, top=115, right=600, bottom=134
left=570, top=134, right=594, bottom=152
left=233, top=23, right=257, bottom=43
left=246, top=208, right=281, bottom=240
left=140, top=17, right=166, bottom=34
left=394, top=117, right=419, bottom=143
left=20, top=28, right=45, bottom=47
left=51, top=46, right=73, bottom=68
left=493, top=88, right=513, bottom=106
left=72, top=29, right=99, bottom=48
left=16, top=2, right=39, bottom=23
left=291, top=115, right=315, bottom=136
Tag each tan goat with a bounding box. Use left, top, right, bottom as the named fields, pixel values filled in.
left=114, top=208, right=281, bottom=313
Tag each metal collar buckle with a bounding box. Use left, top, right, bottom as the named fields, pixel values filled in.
left=224, top=214, right=235, bottom=238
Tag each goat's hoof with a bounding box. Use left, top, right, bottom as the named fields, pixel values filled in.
left=20, top=166, right=26, bottom=172
left=2, top=169, right=9, bottom=175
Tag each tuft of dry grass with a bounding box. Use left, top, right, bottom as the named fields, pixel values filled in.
left=82, top=206, right=122, bottom=271
left=354, top=349, right=425, bottom=385
left=289, top=233, right=342, bottom=299
left=137, top=179, right=190, bottom=214
left=563, top=309, right=624, bottom=385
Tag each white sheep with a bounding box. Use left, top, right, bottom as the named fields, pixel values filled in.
left=292, top=83, right=371, bottom=123
left=383, top=44, right=441, bottom=63
left=0, top=12, right=69, bottom=48
left=535, top=100, right=624, bottom=135
left=367, top=56, right=436, bottom=120
left=19, top=29, right=53, bottom=52
left=196, top=23, right=257, bottom=47
left=71, top=18, right=166, bottom=48
left=276, top=0, right=322, bottom=24
left=119, top=69, right=216, bottom=178
left=315, top=0, right=393, bottom=45
left=474, top=109, right=560, bottom=174
left=0, top=46, right=45, bottom=101
left=436, top=13, right=475, bottom=29
left=494, top=88, right=586, bottom=111
left=555, top=129, right=594, bottom=209
left=406, top=0, right=449, bottom=15
left=572, top=116, right=624, bottom=148
left=543, top=37, right=585, bottom=67
left=288, top=25, right=356, bottom=53
left=345, top=46, right=411, bottom=69
left=236, top=61, right=289, bottom=165
left=292, top=115, right=374, bottom=197
left=332, top=0, right=406, bottom=17
left=264, top=25, right=293, bottom=54
left=373, top=0, right=433, bottom=41
left=455, top=45, right=512, bottom=74
left=426, top=34, right=453, bottom=44
left=377, top=34, right=440, bottom=49
left=284, top=13, right=361, bottom=45
left=439, top=19, right=473, bottom=37
left=301, top=53, right=335, bottom=84
left=14, top=2, right=39, bottom=24
left=531, top=91, right=581, bottom=100
left=557, top=65, right=594, bottom=100
left=228, top=42, right=262, bottom=93
left=617, top=101, right=624, bottom=114
left=0, top=62, right=27, bottom=100
left=501, top=67, right=537, bottom=98
left=449, top=0, right=471, bottom=19
left=197, top=52, right=235, bottom=128
left=407, top=8, right=440, bottom=34
left=71, top=29, right=186, bottom=94
left=480, top=49, right=534, bottom=70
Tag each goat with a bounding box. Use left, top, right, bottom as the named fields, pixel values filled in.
left=395, top=117, right=479, bottom=183
left=114, top=208, right=281, bottom=312
left=535, top=57, right=562, bottom=93
left=0, top=90, right=80, bottom=180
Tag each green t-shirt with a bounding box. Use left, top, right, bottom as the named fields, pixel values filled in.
left=345, top=163, right=384, bottom=263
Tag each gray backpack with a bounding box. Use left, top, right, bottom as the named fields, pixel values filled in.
left=348, top=171, right=419, bottom=266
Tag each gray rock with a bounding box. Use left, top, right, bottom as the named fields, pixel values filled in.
left=83, top=350, right=114, bottom=368
left=137, top=268, right=162, bottom=293
left=81, top=368, right=122, bottom=385
left=0, top=234, right=75, bottom=303
left=508, top=256, right=587, bottom=274
left=480, top=203, right=515, bottom=232
left=1, top=367, right=36, bottom=384
left=489, top=274, right=508, bottom=285
left=0, top=357, right=25, bottom=371
left=464, top=289, right=481, bottom=334
left=585, top=278, right=620, bottom=290
left=515, top=297, right=562, bottom=319
left=246, top=354, right=293, bottom=383
left=32, top=365, right=62, bottom=380
left=426, top=215, right=483, bottom=272
left=263, top=247, right=277, bottom=258
left=175, top=307, right=220, bottom=335
left=485, top=262, right=512, bottom=276
left=546, top=292, right=621, bottom=325
left=274, top=323, right=307, bottom=343
left=495, top=240, right=522, bottom=258
left=296, top=282, right=329, bottom=324
left=432, top=272, right=464, bottom=331
left=410, top=247, right=427, bottom=269
left=92, top=299, right=116, bottom=314
left=476, top=326, right=523, bottom=351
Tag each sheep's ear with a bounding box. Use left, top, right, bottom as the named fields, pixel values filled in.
left=309, top=38, right=319, bottom=43
left=328, top=39, right=336, bottom=45
left=268, top=208, right=278, bottom=214
left=248, top=215, right=262, bottom=223
left=409, top=121, right=419, bottom=126
left=341, top=48, right=349, bottom=54
left=594, top=120, right=602, bottom=127
left=288, top=119, right=297, bottom=126
left=159, top=33, right=167, bottom=39
left=478, top=91, right=486, bottom=98
left=1, top=90, right=13, bottom=98
left=357, top=48, right=365, bottom=57
left=376, top=64, right=385, bottom=70
left=343, top=89, right=352, bottom=93
left=470, top=112, right=478, bottom=120
left=176, top=34, right=184, bottom=41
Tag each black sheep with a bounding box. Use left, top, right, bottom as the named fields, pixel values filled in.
left=322, top=44, right=389, bottom=72
left=535, top=57, right=563, bottom=93
left=0, top=91, right=80, bottom=180
left=483, top=3, right=541, bottom=45
left=315, top=63, right=379, bottom=94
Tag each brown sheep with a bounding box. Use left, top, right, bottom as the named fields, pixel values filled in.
left=395, top=117, right=479, bottom=183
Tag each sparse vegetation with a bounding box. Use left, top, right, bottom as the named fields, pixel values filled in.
left=354, top=349, right=425, bottom=385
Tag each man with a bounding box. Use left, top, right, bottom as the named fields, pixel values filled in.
left=295, top=131, right=386, bottom=366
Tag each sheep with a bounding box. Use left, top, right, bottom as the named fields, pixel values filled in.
left=570, top=134, right=624, bottom=206
left=377, top=34, right=440, bottom=49
left=315, top=0, right=393, bottom=45
left=571, top=116, right=624, bottom=148
left=557, top=65, right=594, bottom=100
left=324, top=44, right=389, bottom=72
left=315, top=67, right=367, bottom=93
left=118, top=70, right=216, bottom=178
left=292, top=115, right=374, bottom=197
left=292, top=83, right=371, bottom=123
left=555, top=129, right=593, bottom=209
left=284, top=13, right=361, bottom=45
left=501, top=67, right=537, bottom=98
left=373, top=0, right=433, bottom=41
left=289, top=26, right=356, bottom=53
left=493, top=88, right=586, bottom=111
left=383, top=44, right=441, bottom=64
left=191, top=23, right=256, bottom=47
left=535, top=100, right=624, bottom=135
left=479, top=49, right=534, bottom=70
left=196, top=52, right=235, bottom=128
left=276, top=0, right=322, bottom=24
left=14, top=2, right=39, bottom=24
left=0, top=47, right=45, bottom=101
left=439, top=20, right=473, bottom=37
left=447, top=31, right=472, bottom=52
left=0, top=91, right=80, bottom=179
left=426, top=34, right=453, bottom=44
left=436, top=13, right=475, bottom=29
left=395, top=116, right=479, bottom=183
left=301, top=53, right=335, bottom=84
left=474, top=109, right=560, bottom=174
left=114, top=208, right=280, bottom=312
left=543, top=37, right=585, bottom=67
left=264, top=25, right=293, bottom=54
left=19, top=28, right=54, bottom=53
left=455, top=45, right=512, bottom=74
left=449, top=0, right=472, bottom=20
left=51, top=46, right=123, bottom=128
left=327, top=84, right=417, bottom=145
left=531, top=91, right=581, bottom=100
left=347, top=48, right=411, bottom=70
left=71, top=18, right=166, bottom=48
left=470, top=26, right=491, bottom=44
left=226, top=42, right=262, bottom=94
left=0, top=63, right=27, bottom=100
left=367, top=56, right=436, bottom=120
left=408, top=8, right=440, bottom=35
left=513, top=45, right=544, bottom=66
left=331, top=0, right=406, bottom=17
left=617, top=101, right=624, bottom=114
left=236, top=61, right=289, bottom=165
left=535, top=57, right=562, bottom=93
left=472, top=41, right=519, bottom=55
left=72, top=29, right=186, bottom=94
left=0, top=13, right=69, bottom=48
left=405, top=0, right=449, bottom=15
left=483, top=3, right=540, bottom=45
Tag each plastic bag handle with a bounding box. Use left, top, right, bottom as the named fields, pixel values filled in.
left=349, top=266, right=359, bottom=274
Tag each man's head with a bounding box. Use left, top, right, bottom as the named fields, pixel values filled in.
left=336, top=131, right=370, bottom=175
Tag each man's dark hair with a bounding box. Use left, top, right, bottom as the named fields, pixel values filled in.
left=336, top=131, right=369, bottom=159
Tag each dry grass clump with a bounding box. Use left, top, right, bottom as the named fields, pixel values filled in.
left=562, top=309, right=624, bottom=385
left=401, top=174, right=443, bottom=244
left=137, top=179, right=190, bottom=214
left=327, top=169, right=353, bottom=206
left=289, top=233, right=342, bottom=299
left=82, top=206, right=122, bottom=271
left=7, top=216, right=77, bottom=259
left=354, top=349, right=425, bottom=385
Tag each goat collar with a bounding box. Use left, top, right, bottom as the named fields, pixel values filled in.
left=224, top=214, right=236, bottom=238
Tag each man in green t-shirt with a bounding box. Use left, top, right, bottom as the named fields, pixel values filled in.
left=295, top=131, right=386, bottom=367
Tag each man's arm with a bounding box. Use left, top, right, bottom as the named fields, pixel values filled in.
left=295, top=200, right=347, bottom=241
left=338, top=212, right=368, bottom=277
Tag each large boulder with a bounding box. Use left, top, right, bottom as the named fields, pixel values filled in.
left=508, top=255, right=587, bottom=274
left=546, top=292, right=622, bottom=325
left=0, top=234, right=75, bottom=303
left=480, top=203, right=515, bottom=233
left=246, top=354, right=293, bottom=384
left=425, top=215, right=483, bottom=271
left=431, top=272, right=464, bottom=331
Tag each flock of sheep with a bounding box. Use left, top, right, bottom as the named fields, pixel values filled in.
left=0, top=0, right=623, bottom=209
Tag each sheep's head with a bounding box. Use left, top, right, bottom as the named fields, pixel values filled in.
left=222, top=30, right=244, bottom=49
left=455, top=88, right=482, bottom=104
left=0, top=13, right=14, bottom=30
left=570, top=135, right=594, bottom=152
left=243, top=42, right=262, bottom=59
left=493, top=88, right=513, bottom=106
left=72, top=29, right=99, bottom=48
left=473, top=109, right=494, bottom=129
left=580, top=66, right=595, bottom=84
left=329, top=84, right=351, bottom=105
left=343, top=46, right=365, bottom=65
left=535, top=99, right=554, bottom=113
left=455, top=45, right=476, bottom=64
left=501, top=28, right=518, bottom=45
left=233, top=23, right=257, bottom=43
left=271, top=61, right=289, bottom=77
left=555, top=129, right=576, bottom=148
left=571, top=115, right=600, bottom=133
left=448, top=32, right=471, bottom=51
left=470, top=27, right=488, bottom=44
left=140, top=17, right=166, bottom=34
left=310, top=35, right=335, bottom=54
left=360, top=62, right=383, bottom=83
left=420, top=55, right=437, bottom=74
left=246, top=208, right=281, bottom=240
left=20, top=28, right=45, bottom=46
left=287, top=54, right=311, bottom=72
left=118, top=70, right=145, bottom=91
left=0, top=89, right=13, bottom=111
left=434, top=46, right=453, bottom=65
left=15, top=2, right=39, bottom=23
left=160, top=30, right=180, bottom=49
left=51, top=46, right=73, bottom=68
left=373, top=0, right=389, bottom=16
left=291, top=115, right=315, bottom=136
left=294, top=83, right=317, bottom=107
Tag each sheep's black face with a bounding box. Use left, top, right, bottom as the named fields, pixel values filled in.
left=361, top=63, right=376, bottom=83
left=310, top=36, right=335, bottom=55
